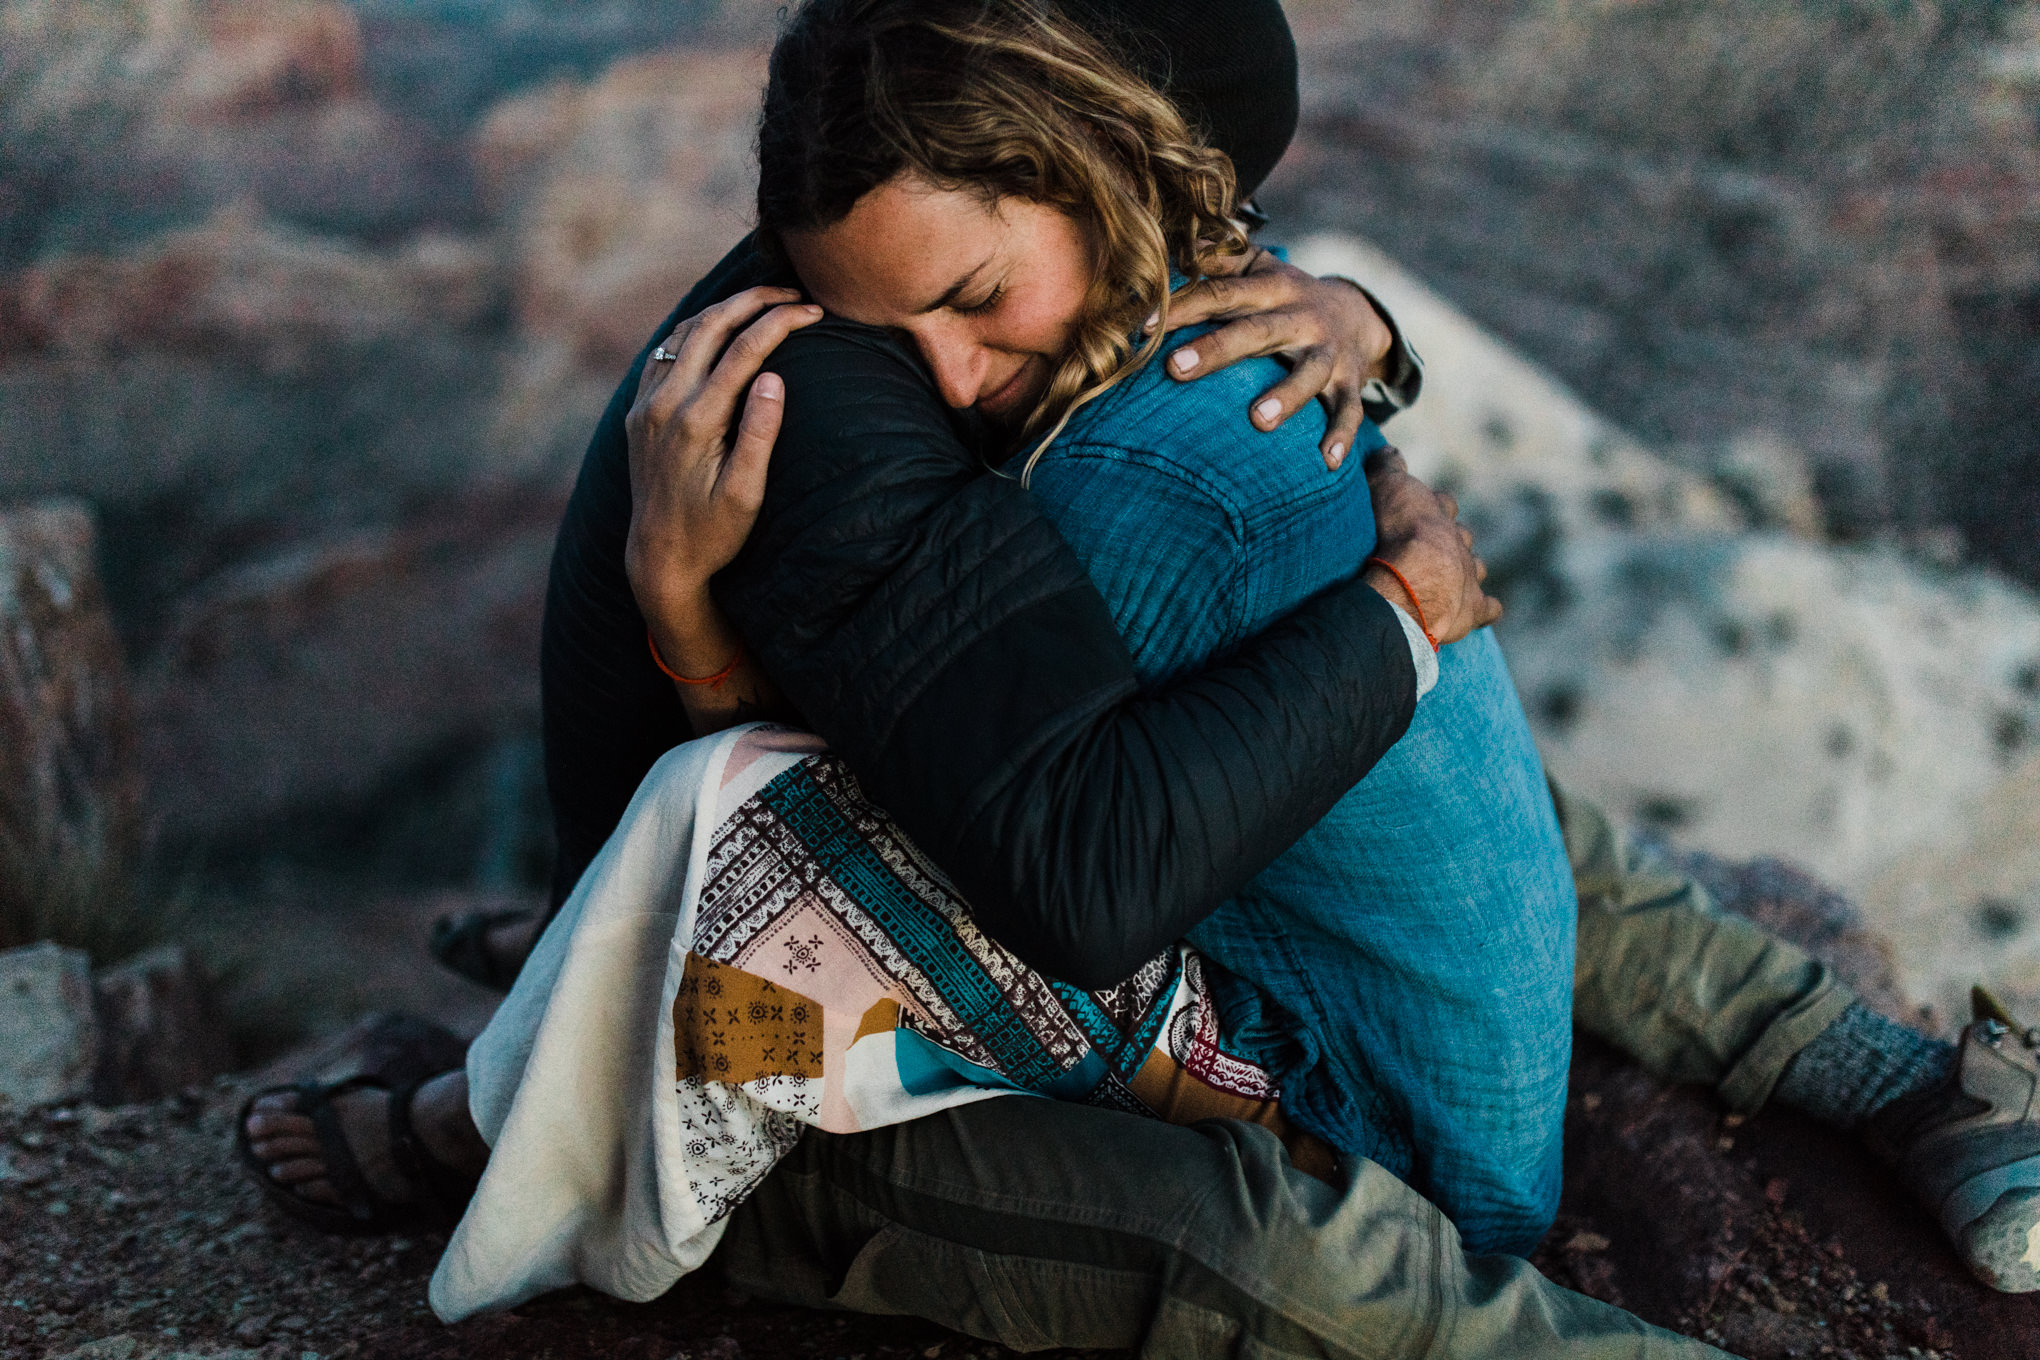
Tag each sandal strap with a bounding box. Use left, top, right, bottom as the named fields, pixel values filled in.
left=244, top=1076, right=399, bottom=1231
left=291, top=1075, right=396, bottom=1226
left=386, top=1074, right=480, bottom=1227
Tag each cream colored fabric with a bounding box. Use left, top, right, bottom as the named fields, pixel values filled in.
left=430, top=728, right=778, bottom=1321
left=431, top=718, right=1278, bottom=1322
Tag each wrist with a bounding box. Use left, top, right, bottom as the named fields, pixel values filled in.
left=645, top=590, right=737, bottom=672
left=1321, top=275, right=1394, bottom=379
left=624, top=526, right=715, bottom=613
left=1362, top=560, right=1415, bottom=617
left=648, top=624, right=743, bottom=688
left=630, top=556, right=713, bottom=625
left=1322, top=274, right=1417, bottom=394
left=1363, top=555, right=1439, bottom=652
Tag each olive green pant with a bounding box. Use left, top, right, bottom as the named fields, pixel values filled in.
left=714, top=782, right=1851, bottom=1356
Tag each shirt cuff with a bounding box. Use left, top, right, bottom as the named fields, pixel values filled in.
left=1323, top=275, right=1425, bottom=423
left=1387, top=600, right=1439, bottom=700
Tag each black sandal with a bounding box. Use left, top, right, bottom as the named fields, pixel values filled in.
left=236, top=1072, right=479, bottom=1234
left=428, top=907, right=536, bottom=992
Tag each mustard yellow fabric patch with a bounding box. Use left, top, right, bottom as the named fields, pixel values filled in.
left=674, top=953, right=823, bottom=1084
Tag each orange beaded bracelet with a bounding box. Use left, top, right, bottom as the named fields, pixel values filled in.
left=648, top=628, right=744, bottom=688
left=1365, top=556, right=1439, bottom=652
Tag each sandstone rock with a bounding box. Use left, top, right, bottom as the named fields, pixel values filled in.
left=0, top=333, right=559, bottom=849
left=0, top=212, right=506, bottom=532
left=5, top=0, right=464, bottom=253
left=475, top=44, right=768, bottom=471
left=1277, top=0, right=2040, bottom=591
left=1291, top=233, right=1739, bottom=546
left=91, top=943, right=234, bottom=1104
left=0, top=500, right=142, bottom=956
left=1293, top=232, right=2040, bottom=1032
left=473, top=49, right=762, bottom=360
left=162, top=0, right=364, bottom=124
left=0, top=206, right=497, bottom=369
left=2, top=26, right=748, bottom=854
left=475, top=46, right=766, bottom=371
left=131, top=500, right=555, bottom=843
left=0, top=205, right=545, bottom=850
left=0, top=942, right=99, bottom=1109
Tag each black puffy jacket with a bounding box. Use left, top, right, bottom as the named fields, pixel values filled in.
left=541, top=240, right=1418, bottom=988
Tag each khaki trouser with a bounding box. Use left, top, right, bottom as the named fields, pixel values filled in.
left=1556, top=781, right=1854, bottom=1112
left=714, top=782, right=1850, bottom=1357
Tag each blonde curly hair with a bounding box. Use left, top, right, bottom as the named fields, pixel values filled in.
left=756, top=0, right=1249, bottom=477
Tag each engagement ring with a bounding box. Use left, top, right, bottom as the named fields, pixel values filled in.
left=652, top=346, right=679, bottom=362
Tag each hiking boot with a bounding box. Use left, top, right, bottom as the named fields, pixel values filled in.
left=1868, top=987, right=2040, bottom=1292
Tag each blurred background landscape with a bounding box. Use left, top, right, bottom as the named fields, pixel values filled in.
left=4, top=0, right=2039, bottom=1056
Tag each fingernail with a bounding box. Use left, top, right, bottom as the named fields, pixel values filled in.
left=803, top=305, right=823, bottom=316
left=756, top=373, right=783, bottom=399
left=1170, top=349, right=1199, bottom=374
left=1327, top=442, right=1345, bottom=467
left=1255, top=397, right=1282, bottom=423
left=1144, top=310, right=1160, bottom=331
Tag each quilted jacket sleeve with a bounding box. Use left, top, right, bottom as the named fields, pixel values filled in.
left=541, top=243, right=1420, bottom=989
left=714, top=319, right=1417, bottom=987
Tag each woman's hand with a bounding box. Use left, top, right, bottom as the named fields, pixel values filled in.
left=625, top=287, right=821, bottom=617
left=1155, top=248, right=1395, bottom=472
left=1360, top=447, right=1502, bottom=648
left=625, top=286, right=821, bottom=728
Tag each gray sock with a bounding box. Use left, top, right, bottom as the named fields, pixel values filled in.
left=1771, top=1002, right=1958, bottom=1132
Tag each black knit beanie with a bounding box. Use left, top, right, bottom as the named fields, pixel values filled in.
left=1061, top=0, right=1300, bottom=198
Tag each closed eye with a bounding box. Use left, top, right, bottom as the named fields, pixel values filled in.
left=954, top=283, right=1005, bottom=317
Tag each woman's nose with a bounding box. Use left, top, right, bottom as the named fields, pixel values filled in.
left=917, top=330, right=987, bottom=409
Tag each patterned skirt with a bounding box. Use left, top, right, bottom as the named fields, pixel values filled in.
left=434, top=723, right=1328, bottom=1322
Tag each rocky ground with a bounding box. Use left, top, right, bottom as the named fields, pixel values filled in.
left=0, top=1078, right=992, bottom=1360
left=5, top=854, right=2040, bottom=1360
left=0, top=1037, right=2027, bottom=1360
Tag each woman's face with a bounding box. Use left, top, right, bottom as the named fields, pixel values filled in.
left=781, top=173, right=1095, bottom=426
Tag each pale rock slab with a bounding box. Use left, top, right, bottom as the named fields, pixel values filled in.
left=1293, top=232, right=2040, bottom=1030
left=0, top=941, right=99, bottom=1108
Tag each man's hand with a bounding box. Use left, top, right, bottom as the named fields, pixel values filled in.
left=1156, top=248, right=1395, bottom=471
left=1361, top=447, right=1502, bottom=647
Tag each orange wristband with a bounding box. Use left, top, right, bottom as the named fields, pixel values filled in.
left=1365, top=556, right=1439, bottom=652
left=648, top=628, right=744, bottom=688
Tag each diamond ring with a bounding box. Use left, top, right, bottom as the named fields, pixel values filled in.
left=651, top=345, right=679, bottom=362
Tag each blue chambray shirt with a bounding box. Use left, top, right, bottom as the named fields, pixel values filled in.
left=1026, top=323, right=1578, bottom=1256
